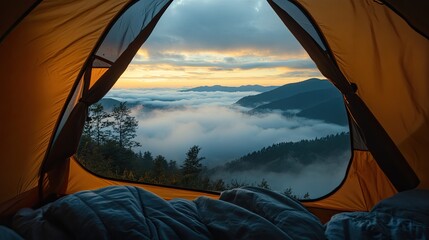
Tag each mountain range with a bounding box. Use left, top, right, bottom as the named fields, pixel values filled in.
left=236, top=78, right=348, bottom=125
left=235, top=78, right=333, bottom=108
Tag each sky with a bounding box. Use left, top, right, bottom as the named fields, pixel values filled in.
left=115, top=0, right=323, bottom=88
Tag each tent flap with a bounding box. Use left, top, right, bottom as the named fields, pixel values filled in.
left=269, top=0, right=419, bottom=192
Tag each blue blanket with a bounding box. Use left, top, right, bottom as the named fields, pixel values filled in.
left=13, top=186, right=324, bottom=240
left=325, top=189, right=429, bottom=240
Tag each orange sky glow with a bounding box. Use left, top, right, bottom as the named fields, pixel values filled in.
left=116, top=50, right=322, bottom=88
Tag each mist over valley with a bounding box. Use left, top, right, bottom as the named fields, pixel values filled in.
left=96, top=79, right=351, bottom=197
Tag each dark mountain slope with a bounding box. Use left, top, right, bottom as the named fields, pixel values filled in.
left=297, top=97, right=348, bottom=125
left=235, top=78, right=332, bottom=108
left=251, top=87, right=341, bottom=113
left=221, top=132, right=350, bottom=173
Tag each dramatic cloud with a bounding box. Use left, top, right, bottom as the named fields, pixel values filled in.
left=132, top=57, right=317, bottom=71
left=144, top=0, right=303, bottom=55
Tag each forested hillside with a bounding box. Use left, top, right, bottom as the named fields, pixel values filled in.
left=237, top=79, right=348, bottom=125
left=219, top=132, right=350, bottom=173
left=235, top=78, right=332, bottom=108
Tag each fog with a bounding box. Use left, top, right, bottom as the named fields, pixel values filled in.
left=105, top=88, right=260, bottom=108
left=103, top=87, right=351, bottom=197
left=210, top=152, right=351, bottom=198
left=133, top=105, right=348, bottom=167
left=107, top=88, right=348, bottom=166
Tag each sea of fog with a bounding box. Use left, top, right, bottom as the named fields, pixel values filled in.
left=105, top=88, right=350, bottom=198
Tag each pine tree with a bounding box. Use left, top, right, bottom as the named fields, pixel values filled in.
left=167, top=160, right=178, bottom=173
left=84, top=103, right=111, bottom=145
left=211, top=179, right=226, bottom=191
left=257, top=178, right=271, bottom=190
left=111, top=102, right=141, bottom=149
left=181, top=145, right=205, bottom=187
left=283, top=187, right=300, bottom=199
left=152, top=155, right=168, bottom=184
left=141, top=151, right=154, bottom=172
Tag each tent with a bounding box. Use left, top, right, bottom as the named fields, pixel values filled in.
left=0, top=0, right=428, bottom=224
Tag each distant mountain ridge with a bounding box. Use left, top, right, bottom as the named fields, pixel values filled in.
left=236, top=78, right=348, bottom=125
left=235, top=78, right=332, bottom=108
left=251, top=88, right=340, bottom=113
left=181, top=85, right=277, bottom=92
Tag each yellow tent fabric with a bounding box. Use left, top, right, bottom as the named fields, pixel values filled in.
left=0, top=0, right=130, bottom=212
left=296, top=0, right=429, bottom=190
left=0, top=0, right=428, bottom=223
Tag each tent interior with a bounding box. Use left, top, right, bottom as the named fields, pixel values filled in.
left=0, top=0, right=428, bottom=238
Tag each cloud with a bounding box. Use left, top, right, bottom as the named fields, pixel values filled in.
left=145, top=0, right=303, bottom=55
left=132, top=57, right=317, bottom=71
left=105, top=88, right=260, bottom=107
left=238, top=59, right=316, bottom=70
left=279, top=70, right=324, bottom=78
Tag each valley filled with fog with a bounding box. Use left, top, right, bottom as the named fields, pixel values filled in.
left=99, top=80, right=351, bottom=198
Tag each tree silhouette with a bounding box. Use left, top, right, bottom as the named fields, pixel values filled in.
left=111, top=102, right=141, bottom=149
left=151, top=155, right=168, bottom=184
left=84, top=103, right=111, bottom=146
left=257, top=178, right=271, bottom=190
left=140, top=151, right=154, bottom=172
left=181, top=145, right=205, bottom=187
